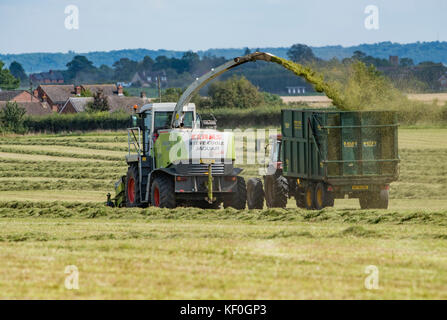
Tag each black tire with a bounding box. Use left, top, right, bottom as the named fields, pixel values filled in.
left=247, top=178, right=264, bottom=209
left=264, top=175, right=288, bottom=208
left=304, top=185, right=315, bottom=210
left=125, top=165, right=140, bottom=207
left=150, top=175, right=176, bottom=208
left=224, top=176, right=247, bottom=209
left=359, top=195, right=370, bottom=209
left=295, top=189, right=306, bottom=208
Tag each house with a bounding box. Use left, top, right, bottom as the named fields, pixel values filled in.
left=0, top=101, right=52, bottom=116
left=59, top=95, right=149, bottom=114
left=59, top=97, right=94, bottom=114
left=35, top=85, right=75, bottom=112
left=389, top=56, right=399, bottom=67
left=80, top=84, right=118, bottom=96
left=131, top=70, right=167, bottom=87
left=30, top=70, right=64, bottom=85
left=286, top=86, right=307, bottom=95
left=0, top=90, right=37, bottom=103
left=439, top=75, right=447, bottom=89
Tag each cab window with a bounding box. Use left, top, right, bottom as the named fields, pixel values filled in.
left=154, top=111, right=194, bottom=131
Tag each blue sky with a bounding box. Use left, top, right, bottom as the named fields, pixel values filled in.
left=0, top=0, right=446, bottom=54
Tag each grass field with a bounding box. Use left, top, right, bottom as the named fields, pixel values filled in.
left=0, top=128, right=446, bottom=299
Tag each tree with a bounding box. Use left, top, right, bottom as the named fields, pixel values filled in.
left=400, top=58, right=414, bottom=67
left=66, top=55, right=96, bottom=80
left=287, top=44, right=317, bottom=63
left=0, top=101, right=27, bottom=133
left=85, top=89, right=110, bottom=112
left=113, top=58, right=138, bottom=81
left=0, top=60, right=20, bottom=90
left=9, top=61, right=28, bottom=84
left=208, top=76, right=264, bottom=108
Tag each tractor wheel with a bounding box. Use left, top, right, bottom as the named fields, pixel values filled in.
left=247, top=178, right=264, bottom=209
left=304, top=185, right=315, bottom=210
left=125, top=166, right=140, bottom=207
left=151, top=175, right=176, bottom=208
left=223, top=176, right=247, bottom=210
left=264, top=175, right=288, bottom=208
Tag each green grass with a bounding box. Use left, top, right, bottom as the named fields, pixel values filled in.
left=0, top=128, right=446, bottom=299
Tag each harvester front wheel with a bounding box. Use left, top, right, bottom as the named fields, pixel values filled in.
left=224, top=176, right=247, bottom=210
left=247, top=178, right=264, bottom=209
left=151, top=175, right=176, bottom=208
left=125, top=166, right=140, bottom=207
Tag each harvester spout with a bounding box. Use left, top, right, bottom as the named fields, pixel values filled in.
left=171, top=52, right=275, bottom=128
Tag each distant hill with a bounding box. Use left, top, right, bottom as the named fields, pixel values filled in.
left=2, top=41, right=447, bottom=73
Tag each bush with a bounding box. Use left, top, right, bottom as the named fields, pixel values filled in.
left=0, top=101, right=27, bottom=133
left=24, top=111, right=131, bottom=133
left=208, top=75, right=264, bottom=108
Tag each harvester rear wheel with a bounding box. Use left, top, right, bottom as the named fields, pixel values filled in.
left=151, top=175, right=176, bottom=208
left=264, top=175, right=288, bottom=208
left=223, top=176, right=247, bottom=210
left=247, top=178, right=264, bottom=209
left=125, top=166, right=140, bottom=207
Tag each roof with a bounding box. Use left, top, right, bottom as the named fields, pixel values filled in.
left=81, top=84, right=117, bottom=96
left=107, top=96, right=149, bottom=113
left=60, top=97, right=94, bottom=113
left=0, top=90, right=23, bottom=101
left=30, top=70, right=64, bottom=81
left=138, top=103, right=196, bottom=114
left=39, top=85, right=75, bottom=104
left=0, top=101, right=52, bottom=116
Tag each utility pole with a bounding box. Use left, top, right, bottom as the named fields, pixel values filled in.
left=157, top=76, right=162, bottom=102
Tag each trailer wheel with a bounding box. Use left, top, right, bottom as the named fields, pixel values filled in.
left=295, top=190, right=306, bottom=208
left=304, top=185, right=315, bottom=210
left=151, top=175, right=176, bottom=208
left=247, top=178, right=264, bottom=209
left=125, top=165, right=140, bottom=207
left=359, top=190, right=389, bottom=209
left=224, top=176, right=247, bottom=210
left=314, top=183, right=326, bottom=210
left=265, top=175, right=288, bottom=208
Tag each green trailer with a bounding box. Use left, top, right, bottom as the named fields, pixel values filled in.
left=247, top=109, right=400, bottom=210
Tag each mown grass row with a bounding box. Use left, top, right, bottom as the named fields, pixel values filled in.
left=0, top=140, right=128, bottom=152
left=0, top=179, right=113, bottom=191
left=0, top=146, right=123, bottom=161
left=1, top=201, right=447, bottom=226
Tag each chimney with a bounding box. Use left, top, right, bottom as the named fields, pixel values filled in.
left=118, top=85, right=124, bottom=96
left=75, top=86, right=82, bottom=96
left=33, top=89, right=38, bottom=98
left=140, top=91, right=147, bottom=99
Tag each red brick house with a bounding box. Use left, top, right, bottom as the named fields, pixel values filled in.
left=35, top=85, right=75, bottom=112
left=0, top=90, right=38, bottom=103
left=30, top=70, right=64, bottom=85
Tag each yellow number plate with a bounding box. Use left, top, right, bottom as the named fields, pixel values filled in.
left=352, top=185, right=369, bottom=190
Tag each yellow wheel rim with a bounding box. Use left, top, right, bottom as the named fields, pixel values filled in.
left=306, top=189, right=312, bottom=207
left=317, top=189, right=323, bottom=207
